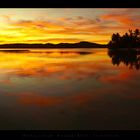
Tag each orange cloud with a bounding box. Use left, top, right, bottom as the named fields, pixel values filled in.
left=11, top=19, right=59, bottom=28
left=0, top=10, right=139, bottom=44
left=101, top=14, right=132, bottom=25
left=3, top=17, right=112, bottom=44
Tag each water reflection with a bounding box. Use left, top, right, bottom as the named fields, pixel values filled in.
left=0, top=49, right=108, bottom=80
left=0, top=49, right=140, bottom=130
left=108, top=49, right=140, bottom=70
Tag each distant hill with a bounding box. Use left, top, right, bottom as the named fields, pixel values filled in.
left=0, top=41, right=107, bottom=48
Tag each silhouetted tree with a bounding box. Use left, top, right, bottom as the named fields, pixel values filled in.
left=128, top=29, right=133, bottom=37
left=108, top=33, right=121, bottom=48
left=112, top=33, right=120, bottom=43
left=108, top=29, right=140, bottom=48
left=134, top=29, right=140, bottom=37
left=134, top=29, right=140, bottom=42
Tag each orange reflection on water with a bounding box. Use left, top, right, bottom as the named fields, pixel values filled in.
left=5, top=90, right=100, bottom=107
left=0, top=49, right=109, bottom=80
left=0, top=48, right=139, bottom=108
left=0, top=49, right=138, bottom=84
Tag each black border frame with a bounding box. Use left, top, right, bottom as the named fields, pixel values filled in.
left=0, top=0, right=140, bottom=138
left=0, top=0, right=140, bottom=8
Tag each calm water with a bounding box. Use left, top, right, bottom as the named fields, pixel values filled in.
left=0, top=48, right=140, bottom=130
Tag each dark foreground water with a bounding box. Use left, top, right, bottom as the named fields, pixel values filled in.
left=0, top=48, right=140, bottom=130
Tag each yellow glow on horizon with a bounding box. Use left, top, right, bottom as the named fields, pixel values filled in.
left=0, top=8, right=139, bottom=45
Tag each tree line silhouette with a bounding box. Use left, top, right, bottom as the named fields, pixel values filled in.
left=108, top=29, right=140, bottom=70
left=108, top=29, right=140, bottom=48
left=108, top=49, right=140, bottom=70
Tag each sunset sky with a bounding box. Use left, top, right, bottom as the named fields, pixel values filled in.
left=0, top=8, right=140, bottom=44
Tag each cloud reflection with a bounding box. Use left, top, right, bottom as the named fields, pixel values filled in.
left=0, top=49, right=139, bottom=109
left=0, top=50, right=109, bottom=81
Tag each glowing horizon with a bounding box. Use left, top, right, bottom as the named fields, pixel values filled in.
left=0, top=8, right=139, bottom=45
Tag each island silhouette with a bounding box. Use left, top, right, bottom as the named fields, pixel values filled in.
left=0, top=41, right=107, bottom=49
